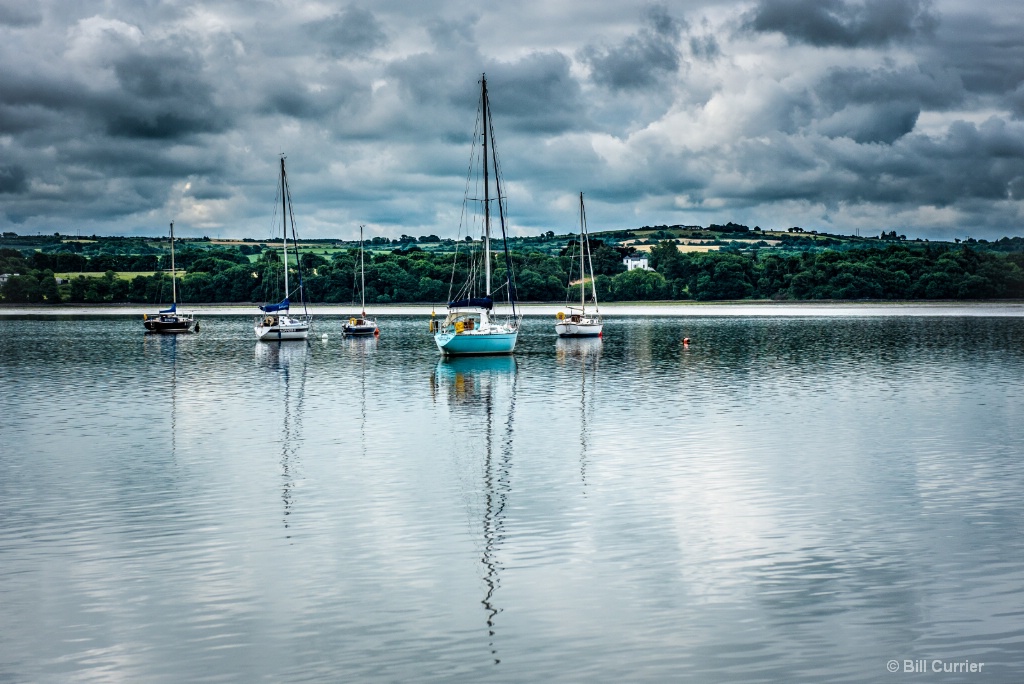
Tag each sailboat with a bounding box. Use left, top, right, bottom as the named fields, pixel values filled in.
left=555, top=192, right=603, bottom=338
left=342, top=225, right=379, bottom=336
left=432, top=74, right=522, bottom=356
left=254, top=157, right=312, bottom=341
left=144, top=221, right=197, bottom=333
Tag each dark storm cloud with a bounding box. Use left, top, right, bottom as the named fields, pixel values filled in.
left=0, top=69, right=91, bottom=119
left=2, top=39, right=230, bottom=143
left=1009, top=84, right=1024, bottom=120
left=386, top=17, right=585, bottom=140
left=721, top=117, right=1024, bottom=210
left=580, top=5, right=685, bottom=90
left=815, top=102, right=920, bottom=144
left=304, top=6, right=389, bottom=58
left=925, top=11, right=1024, bottom=118
left=746, top=0, right=938, bottom=47
left=385, top=16, right=483, bottom=114
left=259, top=68, right=369, bottom=120
left=0, top=165, right=28, bottom=194
left=480, top=53, right=587, bottom=135
left=105, top=51, right=229, bottom=139
left=811, top=65, right=964, bottom=143
left=184, top=178, right=234, bottom=201
left=689, top=34, right=720, bottom=61
left=0, top=0, right=41, bottom=27
left=817, top=65, right=963, bottom=110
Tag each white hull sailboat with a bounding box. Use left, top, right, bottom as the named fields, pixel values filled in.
left=255, top=157, right=312, bottom=341
left=433, top=74, right=522, bottom=356
left=343, top=225, right=379, bottom=337
left=144, top=221, right=197, bottom=334
left=556, top=192, right=602, bottom=338
left=255, top=313, right=310, bottom=341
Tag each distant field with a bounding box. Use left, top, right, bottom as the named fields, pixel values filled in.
left=57, top=272, right=161, bottom=279
left=631, top=244, right=720, bottom=253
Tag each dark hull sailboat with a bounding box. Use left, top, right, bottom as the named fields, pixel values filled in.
left=144, top=221, right=196, bottom=334
left=144, top=304, right=195, bottom=333
left=343, top=225, right=379, bottom=337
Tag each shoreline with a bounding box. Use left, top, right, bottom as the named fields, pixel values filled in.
left=2, top=301, right=1023, bottom=317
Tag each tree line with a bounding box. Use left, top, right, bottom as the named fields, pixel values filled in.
left=2, top=240, right=1023, bottom=304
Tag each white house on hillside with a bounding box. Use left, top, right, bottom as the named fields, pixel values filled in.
left=623, top=254, right=650, bottom=271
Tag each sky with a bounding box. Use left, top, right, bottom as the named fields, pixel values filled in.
left=1, top=0, right=1023, bottom=242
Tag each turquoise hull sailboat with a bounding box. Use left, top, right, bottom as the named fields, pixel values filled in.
left=433, top=74, right=521, bottom=356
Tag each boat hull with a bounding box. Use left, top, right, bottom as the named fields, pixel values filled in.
left=255, top=315, right=311, bottom=341
left=434, top=330, right=518, bottom=356
left=555, top=322, right=602, bottom=338
left=342, top=321, right=378, bottom=336
left=255, top=325, right=309, bottom=341
left=144, top=315, right=195, bottom=333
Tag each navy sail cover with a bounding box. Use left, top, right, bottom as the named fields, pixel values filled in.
left=260, top=298, right=290, bottom=313
left=159, top=303, right=176, bottom=314
left=447, top=297, right=492, bottom=310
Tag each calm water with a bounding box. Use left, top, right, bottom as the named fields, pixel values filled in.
left=1, top=313, right=1023, bottom=683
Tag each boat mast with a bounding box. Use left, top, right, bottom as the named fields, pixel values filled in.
left=579, top=194, right=585, bottom=313
left=359, top=224, right=366, bottom=316
left=481, top=74, right=491, bottom=298
left=582, top=193, right=598, bottom=311
left=280, top=157, right=290, bottom=303
left=170, top=221, right=177, bottom=306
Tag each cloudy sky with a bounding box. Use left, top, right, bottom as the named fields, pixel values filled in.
left=2, top=0, right=1023, bottom=241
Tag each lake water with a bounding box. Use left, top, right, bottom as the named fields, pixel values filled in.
left=1, top=312, right=1022, bottom=682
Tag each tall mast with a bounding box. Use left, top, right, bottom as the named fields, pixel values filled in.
left=481, top=74, right=491, bottom=297
left=280, top=157, right=290, bottom=302
left=583, top=194, right=598, bottom=310
left=579, top=193, right=585, bottom=312
left=170, top=221, right=177, bottom=305
left=359, top=224, right=366, bottom=315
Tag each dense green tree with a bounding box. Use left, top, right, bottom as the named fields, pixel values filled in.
left=6, top=238, right=1023, bottom=304
left=2, top=272, right=44, bottom=302
left=610, top=269, right=668, bottom=300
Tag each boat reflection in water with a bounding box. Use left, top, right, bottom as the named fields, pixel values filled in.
left=343, top=330, right=376, bottom=456
left=141, top=333, right=191, bottom=460
left=555, top=337, right=601, bottom=488
left=341, top=331, right=379, bottom=354
left=255, top=341, right=309, bottom=537
left=431, top=354, right=518, bottom=664
left=432, top=355, right=517, bottom=406
left=555, top=336, right=603, bottom=363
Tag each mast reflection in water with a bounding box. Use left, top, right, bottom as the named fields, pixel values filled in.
left=555, top=337, right=602, bottom=489
left=432, top=356, right=518, bottom=665
left=255, top=341, right=309, bottom=538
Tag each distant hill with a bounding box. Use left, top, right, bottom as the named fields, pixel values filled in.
left=2, top=225, right=1022, bottom=304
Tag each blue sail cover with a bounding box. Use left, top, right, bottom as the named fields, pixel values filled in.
left=260, top=298, right=290, bottom=313
left=448, top=296, right=492, bottom=310
left=159, top=303, right=176, bottom=314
